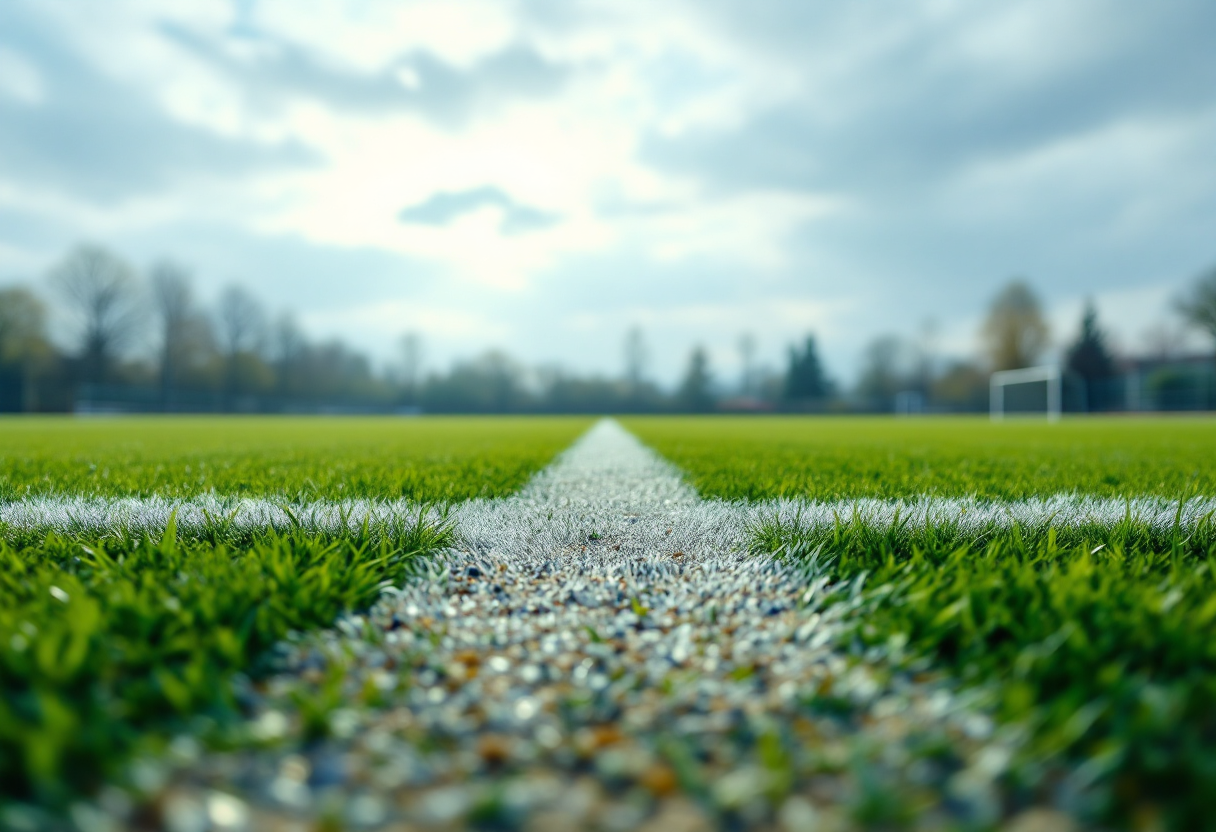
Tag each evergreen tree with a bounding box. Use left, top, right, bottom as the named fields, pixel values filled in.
left=1066, top=300, right=1117, bottom=411
left=1066, top=300, right=1115, bottom=379
left=678, top=346, right=715, bottom=412
left=784, top=334, right=829, bottom=402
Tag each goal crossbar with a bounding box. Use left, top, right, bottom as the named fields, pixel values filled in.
left=990, top=365, right=1061, bottom=422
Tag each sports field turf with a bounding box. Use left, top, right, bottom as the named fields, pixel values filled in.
left=0, top=415, right=592, bottom=501
left=623, top=415, right=1216, bottom=499
left=3, top=414, right=1214, bottom=827
left=0, top=415, right=588, bottom=806
left=625, top=416, right=1216, bottom=827
left=0, top=520, right=450, bottom=805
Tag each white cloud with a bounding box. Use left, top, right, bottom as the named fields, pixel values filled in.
left=302, top=298, right=512, bottom=343
left=256, top=0, right=517, bottom=70
left=1, top=0, right=1213, bottom=382
left=0, top=47, right=44, bottom=104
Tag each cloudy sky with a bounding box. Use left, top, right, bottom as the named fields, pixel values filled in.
left=1, top=0, right=1213, bottom=385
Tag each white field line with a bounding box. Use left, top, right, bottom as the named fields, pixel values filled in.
left=160, top=417, right=1026, bottom=825
left=17, top=419, right=1176, bottom=822
left=0, top=487, right=1211, bottom=550
left=756, top=493, right=1216, bottom=539
left=0, top=419, right=1211, bottom=549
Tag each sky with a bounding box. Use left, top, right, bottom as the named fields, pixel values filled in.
left=1, top=0, right=1214, bottom=386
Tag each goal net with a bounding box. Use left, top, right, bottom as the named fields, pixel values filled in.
left=990, top=365, right=1061, bottom=421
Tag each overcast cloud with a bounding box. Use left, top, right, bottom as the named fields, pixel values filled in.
left=1, top=0, right=1213, bottom=384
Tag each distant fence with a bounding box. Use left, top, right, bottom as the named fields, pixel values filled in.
left=71, top=379, right=1216, bottom=416
left=73, top=384, right=416, bottom=415
left=1089, top=369, right=1215, bottom=412
left=3, top=373, right=1213, bottom=416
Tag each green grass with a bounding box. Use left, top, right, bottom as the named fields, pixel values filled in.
left=0, top=415, right=592, bottom=501
left=667, top=415, right=1216, bottom=826
left=623, top=415, right=1216, bottom=500
left=0, top=415, right=586, bottom=813
left=0, top=514, right=452, bottom=807
left=6, top=413, right=1214, bottom=827
left=752, top=511, right=1216, bottom=826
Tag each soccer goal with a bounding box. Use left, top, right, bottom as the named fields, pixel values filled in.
left=990, top=365, right=1061, bottom=422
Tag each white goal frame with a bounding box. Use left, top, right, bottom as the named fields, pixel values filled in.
left=990, top=365, right=1061, bottom=422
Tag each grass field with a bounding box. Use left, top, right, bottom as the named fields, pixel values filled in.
left=751, top=517, right=1216, bottom=827
left=0, top=519, right=450, bottom=806
left=627, top=415, right=1216, bottom=827
left=0, top=415, right=592, bottom=501
left=3, top=414, right=1214, bottom=827
left=623, top=415, right=1216, bottom=499
left=0, top=415, right=589, bottom=808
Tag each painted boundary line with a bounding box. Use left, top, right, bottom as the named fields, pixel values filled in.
left=3, top=419, right=1212, bottom=550
left=114, top=420, right=1024, bottom=828
left=2, top=418, right=1148, bottom=826
left=1, top=491, right=1211, bottom=550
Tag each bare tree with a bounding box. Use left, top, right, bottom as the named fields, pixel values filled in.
left=399, top=331, right=424, bottom=404
left=982, top=279, right=1049, bottom=371
left=1176, top=265, right=1216, bottom=367
left=914, top=317, right=938, bottom=396
left=480, top=349, right=518, bottom=412
left=217, top=284, right=266, bottom=400
left=624, top=326, right=648, bottom=394
left=48, top=244, right=141, bottom=383
left=271, top=312, right=306, bottom=396
left=737, top=332, right=756, bottom=397
left=149, top=261, right=196, bottom=400
left=856, top=334, right=908, bottom=410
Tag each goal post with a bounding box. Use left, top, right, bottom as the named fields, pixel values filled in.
left=990, top=365, right=1062, bottom=422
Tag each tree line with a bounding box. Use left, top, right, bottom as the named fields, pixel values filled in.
left=0, top=245, right=390, bottom=412
left=1, top=243, right=1214, bottom=413
left=0, top=242, right=834, bottom=414
left=849, top=270, right=1216, bottom=413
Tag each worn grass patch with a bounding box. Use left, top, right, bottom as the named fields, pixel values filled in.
left=0, top=513, right=453, bottom=806
left=623, top=415, right=1216, bottom=500
left=0, top=415, right=592, bottom=501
